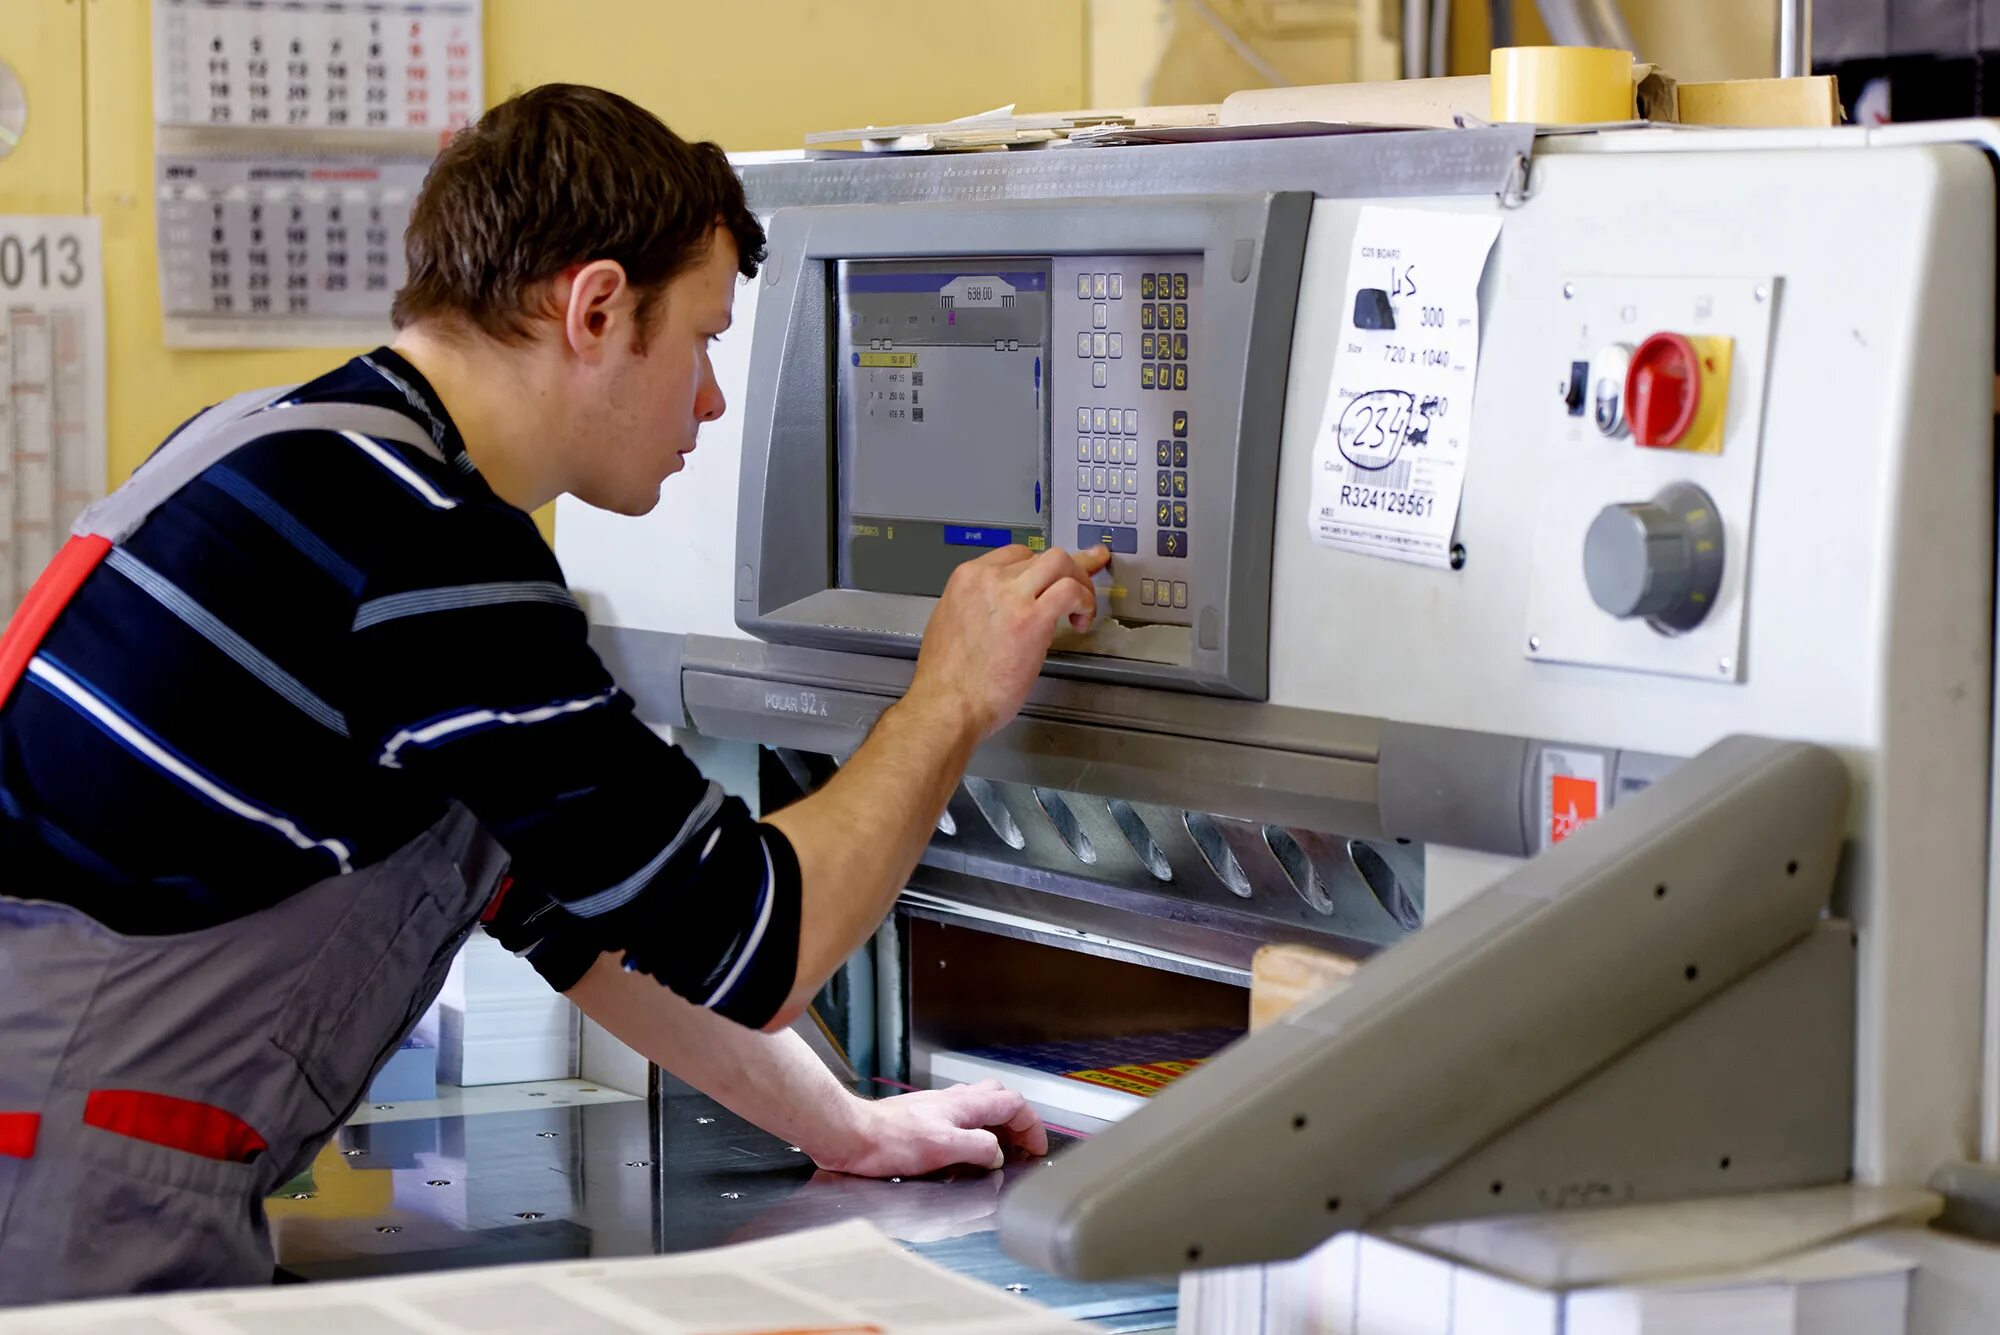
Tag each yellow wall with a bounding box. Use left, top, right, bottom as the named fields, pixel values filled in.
left=0, top=3, right=85, bottom=214
left=4, top=0, right=1088, bottom=541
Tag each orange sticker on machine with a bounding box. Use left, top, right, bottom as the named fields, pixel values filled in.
left=1549, top=774, right=1599, bottom=844
left=1539, top=746, right=1609, bottom=849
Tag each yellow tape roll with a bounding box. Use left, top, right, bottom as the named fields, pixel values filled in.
left=1490, top=46, right=1634, bottom=125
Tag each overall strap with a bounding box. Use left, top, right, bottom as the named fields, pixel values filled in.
left=0, top=388, right=451, bottom=703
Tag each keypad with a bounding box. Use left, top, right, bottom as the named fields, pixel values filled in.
left=1064, top=262, right=1195, bottom=610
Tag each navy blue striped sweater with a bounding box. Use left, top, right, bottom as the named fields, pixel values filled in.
left=0, top=349, right=800, bottom=1026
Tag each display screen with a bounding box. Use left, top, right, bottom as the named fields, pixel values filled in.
left=834, top=259, right=1051, bottom=596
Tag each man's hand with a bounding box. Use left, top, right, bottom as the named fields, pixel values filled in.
left=811, top=1080, right=1050, bottom=1178
left=909, top=544, right=1112, bottom=740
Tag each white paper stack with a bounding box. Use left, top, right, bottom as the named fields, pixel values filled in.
left=0, top=1220, right=1084, bottom=1333
left=436, top=933, right=578, bottom=1087
left=1180, top=1231, right=1915, bottom=1335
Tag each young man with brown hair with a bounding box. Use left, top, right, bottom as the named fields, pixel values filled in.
left=0, top=84, right=1109, bottom=1301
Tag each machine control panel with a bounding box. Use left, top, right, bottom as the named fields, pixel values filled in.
left=1527, top=275, right=1775, bottom=682
left=1053, top=256, right=1203, bottom=628
left=736, top=194, right=1310, bottom=698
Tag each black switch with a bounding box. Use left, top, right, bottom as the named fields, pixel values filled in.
left=1563, top=360, right=1589, bottom=416
left=1353, top=288, right=1395, bottom=331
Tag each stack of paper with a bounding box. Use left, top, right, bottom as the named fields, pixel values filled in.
left=437, top=932, right=577, bottom=1087
left=0, top=1221, right=1085, bottom=1333
left=1180, top=1186, right=1935, bottom=1335
left=927, top=1028, right=1241, bottom=1127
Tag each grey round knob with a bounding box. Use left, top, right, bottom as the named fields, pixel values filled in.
left=1582, top=481, right=1724, bottom=633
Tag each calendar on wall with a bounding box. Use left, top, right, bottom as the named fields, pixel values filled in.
left=152, top=0, right=482, bottom=135
left=156, top=154, right=429, bottom=348
left=0, top=218, right=107, bottom=607
left=151, top=1, right=483, bottom=349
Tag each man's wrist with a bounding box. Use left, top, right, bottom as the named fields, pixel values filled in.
left=800, top=1089, right=875, bottom=1173
left=893, top=679, right=986, bottom=755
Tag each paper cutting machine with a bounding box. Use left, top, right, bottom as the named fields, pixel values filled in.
left=556, top=118, right=2000, bottom=1318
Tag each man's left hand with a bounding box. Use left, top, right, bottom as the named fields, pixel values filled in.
left=811, top=1080, right=1049, bottom=1177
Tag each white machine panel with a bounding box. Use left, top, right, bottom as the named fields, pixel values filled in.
left=1524, top=274, right=1776, bottom=682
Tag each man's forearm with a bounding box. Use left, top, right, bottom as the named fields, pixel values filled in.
left=763, top=689, right=976, bottom=1026
left=565, top=952, right=868, bottom=1164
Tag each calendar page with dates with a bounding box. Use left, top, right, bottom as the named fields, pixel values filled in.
left=0, top=217, right=106, bottom=606
left=152, top=0, right=481, bottom=134
left=150, top=0, right=483, bottom=348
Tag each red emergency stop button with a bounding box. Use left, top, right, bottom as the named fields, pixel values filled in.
left=1624, top=332, right=1701, bottom=448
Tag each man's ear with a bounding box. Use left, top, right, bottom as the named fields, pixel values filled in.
left=562, top=259, right=631, bottom=359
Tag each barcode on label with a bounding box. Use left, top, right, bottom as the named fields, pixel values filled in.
left=1357, top=459, right=1413, bottom=491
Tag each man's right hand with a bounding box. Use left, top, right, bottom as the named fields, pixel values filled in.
left=908, top=543, right=1112, bottom=739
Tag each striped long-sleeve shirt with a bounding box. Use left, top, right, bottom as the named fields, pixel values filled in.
left=0, top=348, right=801, bottom=1026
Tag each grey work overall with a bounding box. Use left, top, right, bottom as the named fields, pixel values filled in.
left=0, top=389, right=509, bottom=1303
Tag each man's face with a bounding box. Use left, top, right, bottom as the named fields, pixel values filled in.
left=570, top=229, right=739, bottom=515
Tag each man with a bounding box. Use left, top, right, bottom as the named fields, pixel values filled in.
left=0, top=84, right=1111, bottom=1302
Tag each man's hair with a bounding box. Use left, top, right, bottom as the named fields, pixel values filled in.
left=392, top=84, right=766, bottom=343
